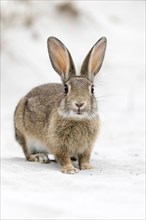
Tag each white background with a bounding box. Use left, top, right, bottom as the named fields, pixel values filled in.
left=1, top=1, right=145, bottom=219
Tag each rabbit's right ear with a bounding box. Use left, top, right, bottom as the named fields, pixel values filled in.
left=47, top=37, right=76, bottom=83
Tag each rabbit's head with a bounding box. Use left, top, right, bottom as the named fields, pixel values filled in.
left=47, top=37, right=107, bottom=119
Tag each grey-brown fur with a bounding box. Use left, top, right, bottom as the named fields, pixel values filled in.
left=14, top=36, right=107, bottom=174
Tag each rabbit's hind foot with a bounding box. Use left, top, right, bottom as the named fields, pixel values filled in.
left=27, top=153, right=50, bottom=163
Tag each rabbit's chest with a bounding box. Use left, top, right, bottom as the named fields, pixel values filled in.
left=54, top=121, right=98, bottom=154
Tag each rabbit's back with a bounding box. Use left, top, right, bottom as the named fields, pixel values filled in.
left=26, top=83, right=63, bottom=99
left=14, top=83, right=64, bottom=136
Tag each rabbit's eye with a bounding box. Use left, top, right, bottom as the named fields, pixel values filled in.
left=91, top=85, right=94, bottom=94
left=64, top=84, right=68, bottom=94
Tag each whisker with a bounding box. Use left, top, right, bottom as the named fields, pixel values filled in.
left=96, top=100, right=111, bottom=103
left=87, top=111, right=99, bottom=127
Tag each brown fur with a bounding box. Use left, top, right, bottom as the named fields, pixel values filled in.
left=14, top=36, right=107, bottom=174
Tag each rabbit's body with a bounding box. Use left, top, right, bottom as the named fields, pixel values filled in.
left=15, top=82, right=99, bottom=155
left=14, top=36, right=107, bottom=174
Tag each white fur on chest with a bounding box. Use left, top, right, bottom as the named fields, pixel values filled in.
left=26, top=137, right=49, bottom=154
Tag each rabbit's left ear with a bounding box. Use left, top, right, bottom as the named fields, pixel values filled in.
left=80, top=37, right=107, bottom=81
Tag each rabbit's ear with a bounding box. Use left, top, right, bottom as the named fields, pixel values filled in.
left=80, top=37, right=107, bottom=81
left=47, top=37, right=76, bottom=82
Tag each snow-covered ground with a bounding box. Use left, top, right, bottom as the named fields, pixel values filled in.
left=1, top=1, right=145, bottom=219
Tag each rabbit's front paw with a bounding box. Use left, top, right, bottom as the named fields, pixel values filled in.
left=28, top=153, right=50, bottom=163
left=80, top=163, right=94, bottom=170
left=61, top=167, right=79, bottom=174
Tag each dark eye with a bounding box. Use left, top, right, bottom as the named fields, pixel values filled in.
left=91, top=85, right=94, bottom=94
left=64, top=84, right=68, bottom=94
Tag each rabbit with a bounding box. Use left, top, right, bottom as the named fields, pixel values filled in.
left=14, top=36, right=107, bottom=174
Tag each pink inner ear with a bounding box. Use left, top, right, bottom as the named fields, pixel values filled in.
left=50, top=40, right=69, bottom=75
left=90, top=42, right=105, bottom=74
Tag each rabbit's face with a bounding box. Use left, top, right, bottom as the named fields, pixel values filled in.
left=58, top=77, right=97, bottom=119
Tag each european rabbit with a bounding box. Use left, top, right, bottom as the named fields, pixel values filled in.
left=14, top=36, right=107, bottom=174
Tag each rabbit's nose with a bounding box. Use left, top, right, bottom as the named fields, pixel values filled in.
left=73, top=101, right=87, bottom=111
left=75, top=102, right=85, bottom=108
left=75, top=103, right=84, bottom=108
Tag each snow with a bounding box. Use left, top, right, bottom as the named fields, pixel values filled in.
left=1, top=1, right=145, bottom=219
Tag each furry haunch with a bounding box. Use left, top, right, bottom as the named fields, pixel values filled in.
left=14, top=36, right=107, bottom=174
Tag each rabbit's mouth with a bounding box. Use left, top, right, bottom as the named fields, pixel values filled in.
left=74, top=110, right=88, bottom=117
left=71, top=110, right=88, bottom=118
left=58, top=109, right=98, bottom=120
left=73, top=108, right=85, bottom=115
left=77, top=109, right=82, bottom=115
